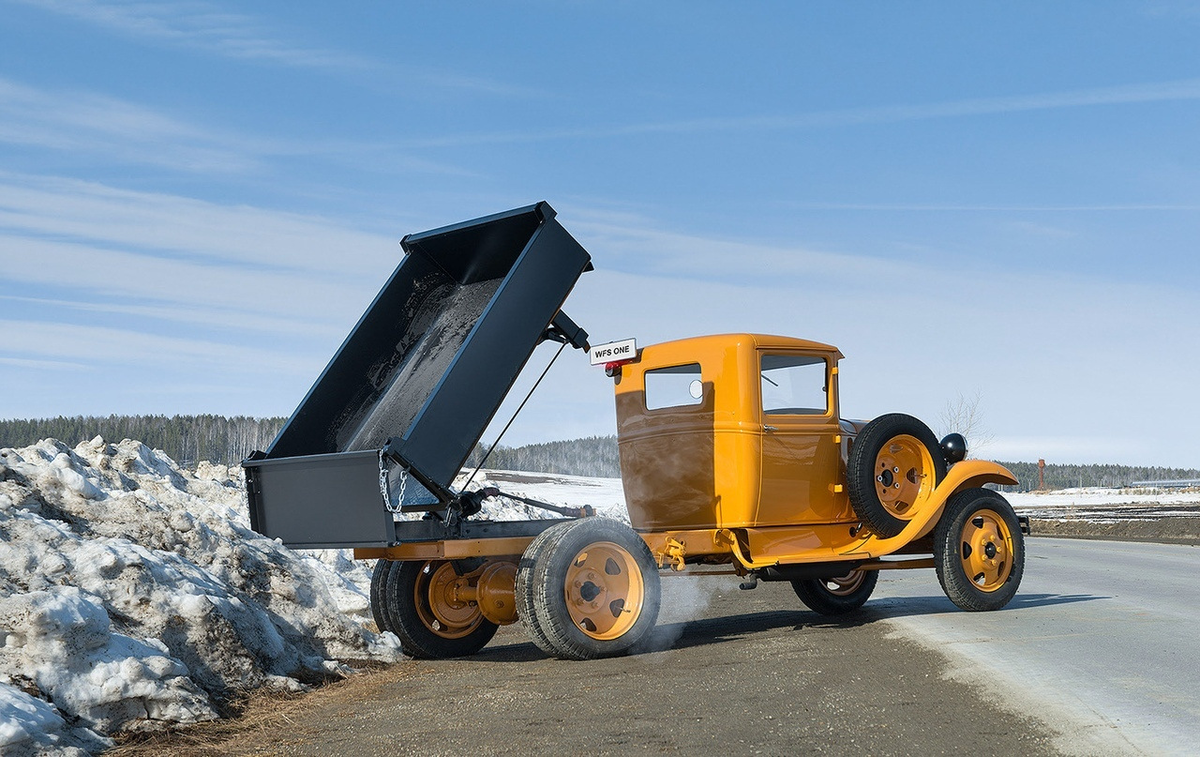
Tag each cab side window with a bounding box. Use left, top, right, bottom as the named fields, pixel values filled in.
left=761, top=354, right=828, bottom=415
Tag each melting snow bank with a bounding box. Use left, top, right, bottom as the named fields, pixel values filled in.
left=0, top=438, right=402, bottom=754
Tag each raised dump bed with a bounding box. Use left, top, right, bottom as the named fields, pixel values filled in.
left=243, top=202, right=592, bottom=549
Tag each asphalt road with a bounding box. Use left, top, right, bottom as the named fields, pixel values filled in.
left=873, top=537, right=1200, bottom=756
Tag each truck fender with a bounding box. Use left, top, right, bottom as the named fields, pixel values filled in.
left=838, top=460, right=1019, bottom=559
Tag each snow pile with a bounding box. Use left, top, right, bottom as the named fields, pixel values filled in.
left=0, top=437, right=402, bottom=752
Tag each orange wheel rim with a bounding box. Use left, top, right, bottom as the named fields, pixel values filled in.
left=959, top=509, right=1014, bottom=592
left=414, top=561, right=484, bottom=639
left=873, top=434, right=936, bottom=521
left=820, top=570, right=866, bottom=596
left=564, top=542, right=645, bottom=641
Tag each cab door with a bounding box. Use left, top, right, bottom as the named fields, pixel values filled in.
left=756, top=351, right=853, bottom=526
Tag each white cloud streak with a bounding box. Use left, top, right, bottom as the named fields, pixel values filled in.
left=6, top=0, right=537, bottom=96
left=7, top=0, right=373, bottom=71
left=0, top=77, right=256, bottom=173
left=0, top=173, right=398, bottom=277
left=0, top=76, right=481, bottom=177
left=0, top=319, right=311, bottom=374
left=395, top=77, right=1200, bottom=148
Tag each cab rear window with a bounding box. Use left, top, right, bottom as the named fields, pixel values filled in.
left=645, top=363, right=704, bottom=410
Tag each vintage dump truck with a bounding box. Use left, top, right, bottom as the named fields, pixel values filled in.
left=244, top=202, right=1026, bottom=661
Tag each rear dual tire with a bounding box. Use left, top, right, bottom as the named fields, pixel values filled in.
left=517, top=518, right=661, bottom=661
left=372, top=558, right=498, bottom=659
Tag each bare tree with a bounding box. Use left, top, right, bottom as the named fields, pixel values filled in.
left=937, top=391, right=994, bottom=458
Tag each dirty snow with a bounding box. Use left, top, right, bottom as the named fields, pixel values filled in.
left=0, top=437, right=402, bottom=754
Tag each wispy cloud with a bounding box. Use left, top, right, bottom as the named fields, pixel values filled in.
left=0, top=356, right=90, bottom=371
left=8, top=0, right=372, bottom=71
left=566, top=208, right=913, bottom=286
left=7, top=0, right=538, bottom=96
left=0, top=319, right=312, bottom=374
left=0, top=172, right=398, bottom=277
left=0, top=76, right=258, bottom=172
left=0, top=76, right=479, bottom=176
left=395, top=77, right=1200, bottom=148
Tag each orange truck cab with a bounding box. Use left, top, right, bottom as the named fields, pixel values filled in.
left=611, top=334, right=1022, bottom=576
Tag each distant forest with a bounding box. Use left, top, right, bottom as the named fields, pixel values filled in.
left=465, top=436, right=621, bottom=478
left=2, top=416, right=1197, bottom=491
left=0, top=415, right=286, bottom=467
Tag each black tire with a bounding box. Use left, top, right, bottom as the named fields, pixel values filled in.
left=791, top=569, right=879, bottom=615
left=517, top=519, right=661, bottom=661
left=515, top=526, right=565, bottom=655
left=369, top=558, right=393, bottom=634
left=383, top=560, right=498, bottom=659
left=934, top=488, right=1024, bottom=611
left=847, top=413, right=948, bottom=538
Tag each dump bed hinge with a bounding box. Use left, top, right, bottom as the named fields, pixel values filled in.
left=542, top=310, right=590, bottom=351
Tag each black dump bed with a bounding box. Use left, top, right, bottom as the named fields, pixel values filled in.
left=243, top=202, right=592, bottom=548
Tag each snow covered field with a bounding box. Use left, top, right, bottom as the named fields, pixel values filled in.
left=1007, top=486, right=1200, bottom=522
left=3, top=437, right=1194, bottom=755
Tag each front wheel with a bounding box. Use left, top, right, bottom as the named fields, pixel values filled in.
left=933, top=488, right=1025, bottom=611
left=791, top=569, right=878, bottom=615
left=517, top=518, right=661, bottom=660
left=383, top=560, right=498, bottom=658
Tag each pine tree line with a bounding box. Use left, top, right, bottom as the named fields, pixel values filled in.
left=0, top=415, right=286, bottom=467
left=995, top=461, right=1200, bottom=491
left=466, top=435, right=622, bottom=478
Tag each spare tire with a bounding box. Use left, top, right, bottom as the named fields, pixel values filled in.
left=846, top=413, right=947, bottom=538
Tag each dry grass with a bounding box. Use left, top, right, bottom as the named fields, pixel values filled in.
left=107, top=660, right=407, bottom=756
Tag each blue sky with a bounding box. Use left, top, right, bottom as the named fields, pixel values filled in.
left=1, top=1, right=1198, bottom=468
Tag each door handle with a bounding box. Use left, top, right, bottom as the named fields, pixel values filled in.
left=763, top=425, right=778, bottom=433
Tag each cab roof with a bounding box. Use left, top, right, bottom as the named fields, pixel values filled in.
left=645, top=333, right=844, bottom=361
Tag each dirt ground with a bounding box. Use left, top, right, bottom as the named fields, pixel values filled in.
left=114, top=580, right=1058, bottom=757
left=1028, top=514, right=1200, bottom=545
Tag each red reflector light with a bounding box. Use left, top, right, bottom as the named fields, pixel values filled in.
left=604, top=360, right=633, bottom=377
